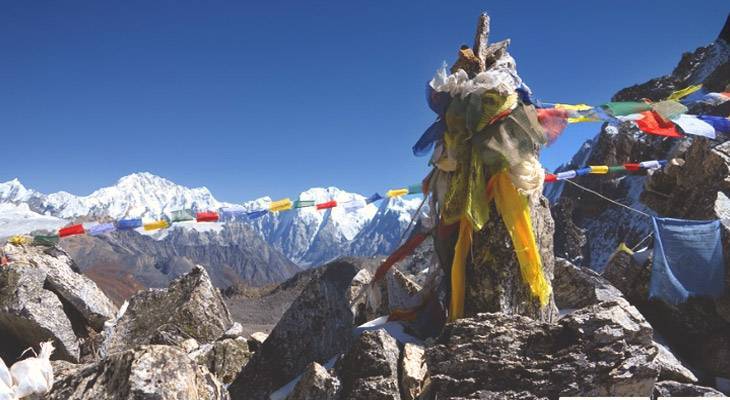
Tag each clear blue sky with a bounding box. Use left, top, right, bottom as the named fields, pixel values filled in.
left=1, top=2, right=727, bottom=202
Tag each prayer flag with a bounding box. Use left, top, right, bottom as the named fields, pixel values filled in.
left=144, top=220, right=170, bottom=231
left=697, top=115, right=730, bottom=134
left=575, top=167, right=591, bottom=176
left=32, top=234, right=60, bottom=247
left=386, top=188, right=409, bottom=198
left=407, top=184, right=423, bottom=194
left=169, top=209, right=195, bottom=223
left=556, top=170, right=576, bottom=180
left=635, top=111, right=683, bottom=138
left=667, top=84, right=702, bottom=101
left=589, top=165, right=609, bottom=174
left=639, top=160, right=662, bottom=169
left=671, top=114, right=716, bottom=139
left=196, top=211, right=219, bottom=222
left=87, top=223, right=115, bottom=236
left=117, top=218, right=143, bottom=230
left=366, top=193, right=383, bottom=204
left=59, top=224, right=85, bottom=238
left=343, top=199, right=367, bottom=212
left=316, top=200, right=337, bottom=210
left=602, top=102, right=652, bottom=116
left=269, top=198, right=293, bottom=212
left=294, top=200, right=315, bottom=208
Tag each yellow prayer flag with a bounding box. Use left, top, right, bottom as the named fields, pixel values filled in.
left=555, top=103, right=599, bottom=123
left=386, top=188, right=409, bottom=198
left=143, top=220, right=169, bottom=231
left=269, top=198, right=293, bottom=212
left=8, top=235, right=30, bottom=246
left=589, top=165, right=609, bottom=174
left=667, top=84, right=702, bottom=101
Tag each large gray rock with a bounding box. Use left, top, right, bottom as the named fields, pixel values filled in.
left=228, top=259, right=362, bottom=400
left=400, top=343, right=427, bottom=400
left=189, top=336, right=251, bottom=385
left=601, top=247, right=651, bottom=303
left=103, top=266, right=233, bottom=354
left=425, top=300, right=659, bottom=399
left=46, top=345, right=230, bottom=400
left=0, top=264, right=80, bottom=362
left=336, top=329, right=401, bottom=400
left=652, top=380, right=726, bottom=398
left=653, top=341, right=697, bottom=384
left=553, top=257, right=624, bottom=310
left=285, top=362, right=340, bottom=400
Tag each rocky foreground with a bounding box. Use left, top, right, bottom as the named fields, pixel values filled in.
left=0, top=240, right=726, bottom=399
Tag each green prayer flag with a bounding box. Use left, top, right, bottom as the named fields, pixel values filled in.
left=170, top=209, right=195, bottom=223
left=294, top=200, right=315, bottom=208
left=608, top=166, right=626, bottom=174
left=601, top=102, right=652, bottom=116
left=407, top=184, right=423, bottom=194
left=32, top=234, right=60, bottom=247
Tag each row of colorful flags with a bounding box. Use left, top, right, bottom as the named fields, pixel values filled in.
left=543, top=160, right=667, bottom=182
left=526, top=84, right=730, bottom=141
left=8, top=184, right=426, bottom=246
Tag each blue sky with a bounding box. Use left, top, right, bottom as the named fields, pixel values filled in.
left=1, top=2, right=727, bottom=202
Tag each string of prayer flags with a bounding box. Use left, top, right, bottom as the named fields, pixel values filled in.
left=366, top=193, right=383, bottom=204
left=269, top=198, right=293, bottom=212
left=32, top=234, right=59, bottom=247
left=59, top=224, right=85, bottom=238
left=667, top=84, right=703, bottom=101
left=170, top=209, right=195, bottom=223
left=635, top=111, right=683, bottom=138
left=144, top=220, right=169, bottom=231
left=671, top=114, right=717, bottom=139
left=316, top=200, right=337, bottom=210
left=545, top=160, right=668, bottom=183
left=87, top=223, right=115, bottom=236
left=387, top=188, right=409, bottom=198
left=293, top=200, right=315, bottom=208
left=196, top=211, right=219, bottom=223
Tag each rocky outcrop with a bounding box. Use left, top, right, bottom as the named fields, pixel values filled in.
left=103, top=266, right=233, bottom=354
left=601, top=247, right=652, bottom=303
left=228, top=259, right=363, bottom=400
left=400, top=343, right=427, bottom=400
left=653, top=341, right=698, bottom=383
left=189, top=336, right=251, bottom=385
left=653, top=380, right=726, bottom=398
left=46, top=345, right=230, bottom=400
left=0, top=243, right=117, bottom=363
left=553, top=257, right=624, bottom=310
left=336, top=329, right=401, bottom=400
left=285, top=362, right=340, bottom=400
left=425, top=301, right=659, bottom=398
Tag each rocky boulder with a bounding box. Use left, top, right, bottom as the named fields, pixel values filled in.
left=425, top=300, right=659, bottom=398
left=103, top=266, right=233, bottom=354
left=285, top=362, right=340, bottom=400
left=335, top=329, right=401, bottom=400
left=0, top=243, right=117, bottom=362
left=553, top=257, right=624, bottom=310
left=653, top=380, right=726, bottom=398
left=189, top=336, right=251, bottom=385
left=46, top=345, right=230, bottom=400
left=229, top=259, right=363, bottom=400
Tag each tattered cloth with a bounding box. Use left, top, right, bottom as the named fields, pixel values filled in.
left=650, top=217, right=725, bottom=305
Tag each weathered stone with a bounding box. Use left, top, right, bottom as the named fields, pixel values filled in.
left=601, top=247, right=651, bottom=303
left=0, top=264, right=80, bottom=362
left=652, top=380, right=726, bottom=398
left=189, top=337, right=251, bottom=385
left=425, top=300, right=659, bottom=399
left=553, top=257, right=624, bottom=310
left=653, top=341, right=698, bottom=383
left=229, top=259, right=362, bottom=400
left=222, top=322, right=244, bottom=339
left=4, top=244, right=116, bottom=331
left=459, top=195, right=558, bottom=322
left=103, top=266, right=233, bottom=354
left=247, top=331, right=268, bottom=352
left=336, top=329, right=401, bottom=400
left=400, top=343, right=427, bottom=400
left=47, top=345, right=230, bottom=399
left=285, top=362, right=340, bottom=400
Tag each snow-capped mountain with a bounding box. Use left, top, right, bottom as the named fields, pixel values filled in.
left=0, top=173, right=424, bottom=267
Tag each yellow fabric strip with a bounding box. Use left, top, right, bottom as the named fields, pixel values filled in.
left=589, top=165, right=609, bottom=174
left=667, top=84, right=702, bottom=101
left=269, top=198, right=293, bottom=212
left=8, top=235, right=30, bottom=245
left=490, top=171, right=551, bottom=307
left=616, top=242, right=635, bottom=256
left=555, top=103, right=592, bottom=111
left=449, top=217, right=472, bottom=322
left=386, top=188, right=409, bottom=198
left=143, top=220, right=169, bottom=231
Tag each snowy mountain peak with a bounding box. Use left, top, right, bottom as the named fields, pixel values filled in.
left=0, top=178, right=35, bottom=203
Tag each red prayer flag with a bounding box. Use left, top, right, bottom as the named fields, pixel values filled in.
left=635, top=111, right=683, bottom=138
left=372, top=232, right=428, bottom=283
left=544, top=174, right=558, bottom=183
left=196, top=211, right=219, bottom=222
left=59, top=224, right=85, bottom=238
left=624, top=163, right=642, bottom=172
left=316, top=200, right=337, bottom=210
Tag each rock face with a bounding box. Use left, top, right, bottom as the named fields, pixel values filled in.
left=228, top=259, right=363, bottom=400
left=425, top=301, right=659, bottom=398
left=553, top=257, right=624, bottom=310
left=459, top=196, right=558, bottom=322
left=400, top=343, right=427, bottom=400
left=0, top=243, right=117, bottom=362
left=336, top=329, right=401, bottom=400
left=103, top=266, right=233, bottom=354
left=46, top=345, right=230, bottom=400
left=286, top=362, right=340, bottom=400
left=653, top=380, right=727, bottom=398
left=189, top=336, right=251, bottom=385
